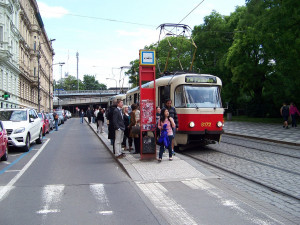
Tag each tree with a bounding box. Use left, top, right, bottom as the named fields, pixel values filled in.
left=82, top=75, right=107, bottom=90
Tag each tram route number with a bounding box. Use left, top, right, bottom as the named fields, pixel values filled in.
left=201, top=122, right=211, bottom=127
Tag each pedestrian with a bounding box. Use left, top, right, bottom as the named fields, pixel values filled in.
left=92, top=107, right=96, bottom=123
left=107, top=100, right=117, bottom=153
left=289, top=102, right=300, bottom=127
left=162, top=99, right=178, bottom=153
left=129, top=103, right=140, bottom=154
left=113, top=99, right=125, bottom=159
left=97, top=108, right=104, bottom=133
left=94, top=106, right=99, bottom=130
left=157, top=108, right=175, bottom=162
left=53, top=111, right=59, bottom=131
left=122, top=105, right=130, bottom=151
left=79, top=109, right=85, bottom=124
left=280, top=102, right=290, bottom=129
left=87, top=107, right=92, bottom=124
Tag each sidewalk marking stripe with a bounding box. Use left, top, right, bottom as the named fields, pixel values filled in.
left=137, top=182, right=197, bottom=225
left=182, top=179, right=284, bottom=225
left=99, top=211, right=113, bottom=215
left=0, top=139, right=50, bottom=201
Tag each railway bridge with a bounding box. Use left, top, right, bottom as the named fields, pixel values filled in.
left=53, top=90, right=121, bottom=114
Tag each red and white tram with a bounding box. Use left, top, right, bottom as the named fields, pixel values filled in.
left=125, top=73, right=224, bottom=148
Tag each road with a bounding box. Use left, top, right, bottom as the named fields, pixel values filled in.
left=0, top=118, right=162, bottom=225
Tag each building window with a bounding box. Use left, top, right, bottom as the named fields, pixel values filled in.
left=34, top=41, right=36, bottom=51
left=1, top=102, right=2, bottom=108
left=34, top=67, right=36, bottom=77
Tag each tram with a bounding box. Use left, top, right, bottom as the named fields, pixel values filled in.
left=125, top=73, right=224, bottom=149
left=107, top=94, right=126, bottom=107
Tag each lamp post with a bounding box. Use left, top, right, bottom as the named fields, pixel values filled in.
left=52, top=62, right=65, bottom=111
left=106, top=78, right=117, bottom=94
left=119, top=66, right=131, bottom=93
left=37, top=38, right=55, bottom=112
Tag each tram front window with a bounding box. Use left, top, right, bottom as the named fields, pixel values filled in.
left=175, top=85, right=221, bottom=108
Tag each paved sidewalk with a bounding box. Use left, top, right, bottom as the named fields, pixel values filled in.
left=224, top=121, right=300, bottom=146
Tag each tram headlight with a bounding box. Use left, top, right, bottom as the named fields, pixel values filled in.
left=216, top=121, right=223, bottom=128
left=189, top=121, right=195, bottom=128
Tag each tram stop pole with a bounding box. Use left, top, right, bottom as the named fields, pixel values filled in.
left=139, top=50, right=156, bottom=160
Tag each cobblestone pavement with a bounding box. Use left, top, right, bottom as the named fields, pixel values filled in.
left=224, top=121, right=300, bottom=145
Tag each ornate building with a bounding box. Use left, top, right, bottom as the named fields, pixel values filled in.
left=18, top=0, right=54, bottom=112
left=0, top=0, right=21, bottom=109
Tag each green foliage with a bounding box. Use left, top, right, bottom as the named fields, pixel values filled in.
left=54, top=75, right=107, bottom=91
left=125, top=0, right=300, bottom=117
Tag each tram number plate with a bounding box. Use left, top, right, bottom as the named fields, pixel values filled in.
left=201, top=122, right=211, bottom=127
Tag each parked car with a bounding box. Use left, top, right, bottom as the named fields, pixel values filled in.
left=38, top=112, right=50, bottom=136
left=56, top=110, right=65, bottom=124
left=65, top=110, right=72, bottom=119
left=46, top=113, right=54, bottom=130
left=0, top=108, right=43, bottom=151
left=0, top=121, right=8, bottom=161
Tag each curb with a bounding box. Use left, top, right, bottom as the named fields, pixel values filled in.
left=84, top=118, right=131, bottom=178
left=224, top=132, right=300, bottom=147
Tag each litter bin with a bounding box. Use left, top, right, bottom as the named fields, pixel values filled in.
left=227, top=112, right=232, bottom=121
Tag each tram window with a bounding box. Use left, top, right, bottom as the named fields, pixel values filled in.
left=174, top=85, right=221, bottom=108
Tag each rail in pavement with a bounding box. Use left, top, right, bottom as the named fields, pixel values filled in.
left=224, top=121, right=300, bottom=146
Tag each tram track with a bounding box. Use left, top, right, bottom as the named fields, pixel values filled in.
left=222, top=135, right=300, bottom=159
left=181, top=146, right=300, bottom=202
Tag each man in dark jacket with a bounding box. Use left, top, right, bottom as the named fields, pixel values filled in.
left=113, top=99, right=125, bottom=158
left=86, top=107, right=92, bottom=124
left=106, top=100, right=117, bottom=154
left=162, top=99, right=178, bottom=152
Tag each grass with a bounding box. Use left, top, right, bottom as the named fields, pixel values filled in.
left=225, top=115, right=283, bottom=124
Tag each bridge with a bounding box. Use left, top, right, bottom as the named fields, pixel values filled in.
left=53, top=90, right=122, bottom=113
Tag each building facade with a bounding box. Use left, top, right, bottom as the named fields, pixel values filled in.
left=0, top=0, right=54, bottom=111
left=18, top=0, right=54, bottom=112
left=0, top=0, right=21, bottom=109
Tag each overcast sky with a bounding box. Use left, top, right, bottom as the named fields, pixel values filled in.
left=37, top=0, right=246, bottom=89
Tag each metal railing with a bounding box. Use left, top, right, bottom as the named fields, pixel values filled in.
left=53, top=90, right=119, bottom=96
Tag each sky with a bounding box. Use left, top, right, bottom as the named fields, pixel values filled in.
left=37, top=0, right=246, bottom=89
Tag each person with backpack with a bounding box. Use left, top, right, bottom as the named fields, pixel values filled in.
left=280, top=102, right=290, bottom=129
left=53, top=111, right=59, bottom=131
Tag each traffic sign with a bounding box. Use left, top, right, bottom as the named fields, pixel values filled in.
left=139, top=50, right=156, bottom=66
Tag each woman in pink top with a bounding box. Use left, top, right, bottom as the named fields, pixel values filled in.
left=158, top=108, right=175, bottom=161
left=290, top=102, right=300, bottom=127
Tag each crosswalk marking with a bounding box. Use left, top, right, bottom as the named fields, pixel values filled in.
left=36, top=184, right=65, bottom=215
left=90, top=183, right=113, bottom=215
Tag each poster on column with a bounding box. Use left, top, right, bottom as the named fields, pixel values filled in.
left=141, top=99, right=155, bottom=131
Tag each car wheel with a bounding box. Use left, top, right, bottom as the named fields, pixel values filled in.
left=36, top=129, right=43, bottom=144
left=0, top=145, right=8, bottom=161
left=24, top=134, right=30, bottom=152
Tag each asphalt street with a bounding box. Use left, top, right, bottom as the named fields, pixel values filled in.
left=0, top=119, right=163, bottom=225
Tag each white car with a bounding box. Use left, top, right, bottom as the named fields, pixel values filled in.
left=0, top=108, right=43, bottom=151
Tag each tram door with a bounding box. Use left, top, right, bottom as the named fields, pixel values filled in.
left=158, top=85, right=170, bottom=108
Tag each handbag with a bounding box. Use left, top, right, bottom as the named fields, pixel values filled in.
left=131, top=124, right=140, bottom=135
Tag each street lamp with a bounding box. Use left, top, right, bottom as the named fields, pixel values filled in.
left=119, top=66, right=131, bottom=93
left=37, top=38, right=55, bottom=112
left=106, top=78, right=117, bottom=94
left=51, top=62, right=65, bottom=111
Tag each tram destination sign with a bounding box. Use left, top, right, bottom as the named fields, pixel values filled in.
left=185, top=76, right=217, bottom=83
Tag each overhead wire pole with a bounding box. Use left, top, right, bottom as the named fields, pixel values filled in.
left=76, top=52, right=79, bottom=91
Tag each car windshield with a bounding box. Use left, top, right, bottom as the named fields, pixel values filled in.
left=57, top=111, right=63, bottom=116
left=174, top=85, right=222, bottom=108
left=0, top=110, right=27, bottom=121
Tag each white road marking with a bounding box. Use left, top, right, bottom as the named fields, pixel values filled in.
left=5, top=170, right=21, bottom=173
left=36, top=184, right=65, bottom=215
left=0, top=139, right=50, bottom=202
left=182, top=179, right=283, bottom=225
left=90, top=184, right=112, bottom=215
left=2, top=161, right=10, bottom=164
left=136, top=182, right=198, bottom=225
